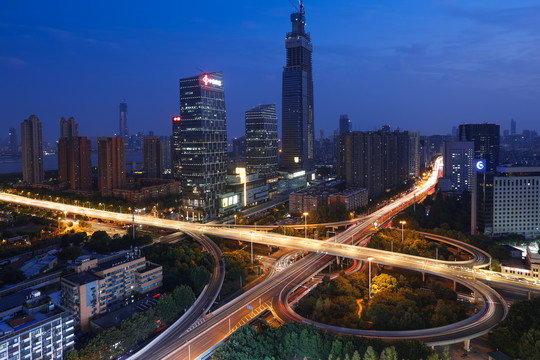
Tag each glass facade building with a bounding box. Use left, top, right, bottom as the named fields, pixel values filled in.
left=179, top=72, right=227, bottom=221
left=245, top=104, right=278, bottom=184
left=282, top=4, right=314, bottom=171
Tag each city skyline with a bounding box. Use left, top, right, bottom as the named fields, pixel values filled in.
left=2, top=1, right=540, bottom=143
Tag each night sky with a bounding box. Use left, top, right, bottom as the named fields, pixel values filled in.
left=2, top=0, right=540, bottom=143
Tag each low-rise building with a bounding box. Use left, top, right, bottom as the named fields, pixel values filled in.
left=500, top=246, right=540, bottom=279
left=61, top=250, right=162, bottom=331
left=0, top=310, right=74, bottom=360
left=328, top=188, right=368, bottom=212
left=289, top=181, right=367, bottom=215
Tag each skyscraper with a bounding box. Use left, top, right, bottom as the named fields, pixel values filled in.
left=60, top=117, right=78, bottom=138
left=171, top=116, right=182, bottom=179
left=459, top=123, right=500, bottom=172
left=143, top=136, right=162, bottom=179
left=339, top=115, right=351, bottom=135
left=282, top=2, right=314, bottom=171
left=245, top=104, right=278, bottom=182
left=8, top=127, right=18, bottom=155
left=159, top=135, right=172, bottom=172
left=179, top=72, right=227, bottom=221
left=510, top=118, right=516, bottom=136
left=97, top=137, right=126, bottom=196
left=21, top=115, right=43, bottom=184
left=408, top=132, right=420, bottom=178
left=119, top=100, right=128, bottom=138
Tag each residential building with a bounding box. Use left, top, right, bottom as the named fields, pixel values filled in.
left=159, top=135, right=172, bottom=172
left=339, top=115, right=351, bottom=135
left=143, top=136, right=162, bottom=178
left=282, top=3, right=314, bottom=171
left=179, top=72, right=227, bottom=221
left=245, top=104, right=278, bottom=185
left=336, top=130, right=410, bottom=198
left=21, top=115, right=44, bottom=184
left=0, top=310, right=74, bottom=360
left=59, top=117, right=78, bottom=138
left=58, top=134, right=92, bottom=191
left=408, top=132, right=420, bottom=178
left=97, top=137, right=126, bottom=196
left=61, top=251, right=162, bottom=331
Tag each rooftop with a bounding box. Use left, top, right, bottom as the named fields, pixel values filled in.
left=0, top=290, right=33, bottom=313
left=62, top=271, right=102, bottom=286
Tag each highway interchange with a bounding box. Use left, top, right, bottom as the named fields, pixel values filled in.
left=0, top=157, right=537, bottom=358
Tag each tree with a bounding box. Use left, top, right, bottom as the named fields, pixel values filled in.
left=363, top=346, right=378, bottom=360
left=370, top=274, right=398, bottom=295
left=519, top=328, right=540, bottom=360
left=379, top=346, right=398, bottom=360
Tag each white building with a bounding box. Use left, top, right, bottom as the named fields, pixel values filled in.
left=0, top=311, right=74, bottom=360
left=493, top=166, right=540, bottom=238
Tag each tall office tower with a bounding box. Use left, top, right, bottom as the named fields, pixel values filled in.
left=459, top=123, right=500, bottom=172
left=337, top=130, right=410, bottom=198
left=245, top=104, right=278, bottom=182
left=58, top=137, right=92, bottom=191
left=97, top=137, right=126, bottom=196
left=511, top=118, right=516, bottom=135
left=282, top=2, right=314, bottom=171
left=159, top=135, right=172, bottom=171
left=171, top=116, right=182, bottom=179
left=143, top=136, right=162, bottom=178
left=21, top=115, right=44, bottom=184
left=119, top=100, right=128, bottom=138
left=339, top=114, right=351, bottom=135
left=408, top=132, right=420, bottom=178
left=443, top=141, right=474, bottom=192
left=381, top=125, right=391, bottom=133
left=8, top=127, right=18, bottom=155
left=179, top=72, right=227, bottom=221
left=60, top=117, right=78, bottom=138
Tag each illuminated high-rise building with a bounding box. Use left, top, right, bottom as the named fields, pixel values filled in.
left=245, top=104, right=278, bottom=183
left=179, top=72, right=227, bottom=221
left=60, top=117, right=78, bottom=138
left=282, top=2, right=314, bottom=171
left=21, top=115, right=43, bottom=184
left=119, top=100, right=128, bottom=138
left=339, top=115, right=351, bottom=135
left=58, top=116, right=91, bottom=190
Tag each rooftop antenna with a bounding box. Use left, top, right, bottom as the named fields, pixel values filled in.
left=197, top=67, right=207, bottom=75
left=288, top=0, right=299, bottom=12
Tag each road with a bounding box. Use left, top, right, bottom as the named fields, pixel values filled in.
left=0, top=157, right=527, bottom=356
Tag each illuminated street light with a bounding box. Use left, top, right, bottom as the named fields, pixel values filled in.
left=303, top=212, right=309, bottom=239
left=234, top=214, right=237, bottom=226
left=399, top=220, right=406, bottom=243
left=368, top=257, right=374, bottom=301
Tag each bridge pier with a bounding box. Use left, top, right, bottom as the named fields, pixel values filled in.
left=453, top=280, right=456, bottom=292
left=422, top=272, right=425, bottom=283
left=464, top=339, right=471, bottom=352
left=473, top=291, right=478, bottom=304
left=528, top=291, right=531, bottom=300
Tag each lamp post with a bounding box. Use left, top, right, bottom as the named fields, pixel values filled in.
left=250, top=231, right=253, bottom=269
left=303, top=212, right=309, bottom=238
left=234, top=214, right=237, bottom=226
left=368, top=257, right=374, bottom=301
left=399, top=220, right=406, bottom=243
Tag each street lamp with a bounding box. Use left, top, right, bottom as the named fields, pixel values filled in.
left=303, top=212, right=309, bottom=238
left=57, top=217, right=61, bottom=230
left=250, top=231, right=254, bottom=269
left=234, top=214, right=237, bottom=226
left=399, top=220, right=406, bottom=243
left=368, top=257, right=374, bottom=301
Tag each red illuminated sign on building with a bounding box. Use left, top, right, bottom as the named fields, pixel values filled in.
left=172, top=116, right=181, bottom=122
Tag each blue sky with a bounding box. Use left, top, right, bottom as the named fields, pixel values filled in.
left=2, top=0, right=540, bottom=143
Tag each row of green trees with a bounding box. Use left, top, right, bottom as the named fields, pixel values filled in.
left=212, top=322, right=446, bottom=360
left=296, top=271, right=466, bottom=331
left=65, top=285, right=195, bottom=360
left=368, top=228, right=453, bottom=260
left=142, top=240, right=215, bottom=294
left=489, top=297, right=540, bottom=359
